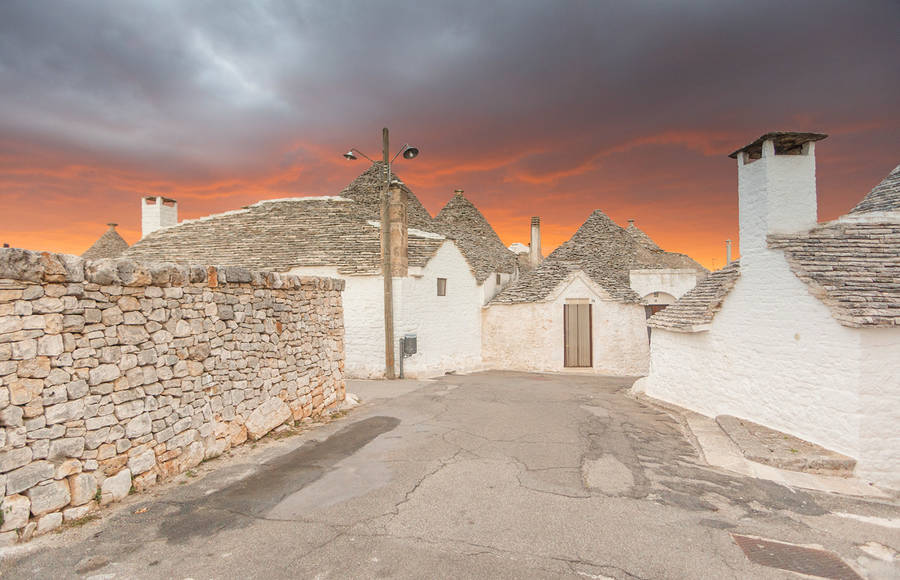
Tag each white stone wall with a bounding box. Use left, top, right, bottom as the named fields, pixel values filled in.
left=396, top=241, right=483, bottom=377
left=290, top=241, right=483, bottom=379
left=638, top=246, right=900, bottom=488
left=629, top=269, right=698, bottom=303
left=482, top=272, right=650, bottom=376
left=859, top=329, right=900, bottom=487
left=0, top=249, right=346, bottom=542
left=479, top=271, right=515, bottom=305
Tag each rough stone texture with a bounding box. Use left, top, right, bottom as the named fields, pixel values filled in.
left=1, top=494, right=30, bottom=531
left=81, top=225, right=130, bottom=261
left=245, top=398, right=292, bottom=440
left=649, top=262, right=742, bottom=331
left=434, top=191, right=517, bottom=282
left=0, top=249, right=346, bottom=541
left=850, top=163, right=900, bottom=215
left=100, top=468, right=131, bottom=505
left=124, top=163, right=444, bottom=276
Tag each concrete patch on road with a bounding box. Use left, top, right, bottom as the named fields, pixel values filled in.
left=582, top=455, right=634, bottom=495
left=580, top=405, right=610, bottom=421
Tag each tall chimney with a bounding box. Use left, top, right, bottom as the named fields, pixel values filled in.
left=141, top=196, right=178, bottom=238
left=387, top=181, right=408, bottom=276
left=731, top=132, right=825, bottom=264
left=530, top=216, right=542, bottom=267
left=725, top=239, right=732, bottom=265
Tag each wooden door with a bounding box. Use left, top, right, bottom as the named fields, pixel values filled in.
left=563, top=303, right=592, bottom=367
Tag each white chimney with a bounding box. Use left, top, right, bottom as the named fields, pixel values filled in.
left=529, top=216, right=542, bottom=267
left=141, top=196, right=178, bottom=238
left=725, top=239, right=732, bottom=265
left=732, top=132, right=825, bottom=260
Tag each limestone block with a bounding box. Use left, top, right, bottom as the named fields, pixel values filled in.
left=118, top=325, right=149, bottom=345
left=63, top=502, right=95, bottom=522
left=127, top=449, right=156, bottom=475
left=0, top=317, right=23, bottom=335
left=67, top=379, right=89, bottom=400
left=117, top=296, right=141, bottom=312
left=6, top=461, right=54, bottom=495
left=25, top=480, right=70, bottom=516
left=68, top=472, right=97, bottom=506
left=245, top=398, right=291, bottom=440
left=0, top=405, right=24, bottom=427
left=10, top=339, right=36, bottom=360
left=114, top=399, right=144, bottom=420
left=17, top=357, right=50, bottom=378
left=100, top=468, right=131, bottom=505
left=48, top=437, right=85, bottom=462
left=36, top=512, right=62, bottom=535
left=36, top=334, right=64, bottom=357
left=45, top=399, right=85, bottom=425
left=9, top=378, right=42, bottom=405
left=89, top=364, right=120, bottom=386
left=1, top=494, right=31, bottom=531
left=0, top=447, right=32, bottom=473
left=100, top=306, right=123, bottom=325
left=125, top=413, right=152, bottom=438
left=55, top=459, right=82, bottom=479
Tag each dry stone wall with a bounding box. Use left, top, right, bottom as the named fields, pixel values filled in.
left=0, top=249, right=345, bottom=543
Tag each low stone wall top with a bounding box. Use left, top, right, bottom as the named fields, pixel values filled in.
left=0, top=248, right=345, bottom=291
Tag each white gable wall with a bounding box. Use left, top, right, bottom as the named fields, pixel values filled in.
left=396, top=241, right=482, bottom=377
left=629, top=269, right=698, bottom=302
left=859, top=328, right=900, bottom=487
left=482, top=273, right=649, bottom=376
left=480, top=271, right=515, bottom=304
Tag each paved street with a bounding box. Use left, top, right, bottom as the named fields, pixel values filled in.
left=3, top=372, right=899, bottom=579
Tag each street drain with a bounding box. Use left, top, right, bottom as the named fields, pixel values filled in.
left=731, top=534, right=862, bottom=580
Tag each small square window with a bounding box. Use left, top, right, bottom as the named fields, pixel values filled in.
left=495, top=273, right=501, bottom=285
left=437, top=277, right=447, bottom=296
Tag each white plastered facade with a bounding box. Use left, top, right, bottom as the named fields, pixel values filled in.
left=629, top=269, right=699, bottom=304
left=482, top=271, right=650, bottom=376
left=290, top=240, right=482, bottom=379
left=636, top=139, right=900, bottom=488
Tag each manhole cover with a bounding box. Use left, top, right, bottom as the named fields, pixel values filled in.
left=732, top=534, right=862, bottom=579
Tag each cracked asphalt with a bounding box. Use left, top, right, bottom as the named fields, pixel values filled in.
left=3, top=371, right=899, bottom=579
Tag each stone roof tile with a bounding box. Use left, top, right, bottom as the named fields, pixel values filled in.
left=81, top=224, right=129, bottom=260
left=434, top=191, right=517, bottom=282
left=849, top=164, right=900, bottom=215
left=492, top=210, right=706, bottom=304
left=647, top=262, right=741, bottom=331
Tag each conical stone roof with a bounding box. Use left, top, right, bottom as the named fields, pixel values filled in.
left=82, top=224, right=129, bottom=260
left=850, top=164, right=900, bottom=214
left=435, top=191, right=517, bottom=282
left=492, top=210, right=705, bottom=304
left=339, top=162, right=435, bottom=229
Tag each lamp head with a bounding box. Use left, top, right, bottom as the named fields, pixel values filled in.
left=343, top=150, right=358, bottom=161
left=402, top=146, right=419, bottom=160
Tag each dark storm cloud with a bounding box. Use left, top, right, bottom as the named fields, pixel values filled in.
left=2, top=1, right=897, bottom=173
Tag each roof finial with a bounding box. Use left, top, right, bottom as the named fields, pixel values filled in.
left=627, top=219, right=635, bottom=227
left=107, top=223, right=118, bottom=228
left=454, top=189, right=464, bottom=196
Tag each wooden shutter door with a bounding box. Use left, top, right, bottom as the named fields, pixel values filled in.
left=564, top=303, right=592, bottom=368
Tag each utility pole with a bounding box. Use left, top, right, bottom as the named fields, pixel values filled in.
left=381, top=127, right=396, bottom=379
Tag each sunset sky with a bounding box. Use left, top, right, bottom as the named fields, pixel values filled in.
left=1, top=1, right=898, bottom=269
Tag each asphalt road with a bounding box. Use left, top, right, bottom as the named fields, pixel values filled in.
left=3, top=372, right=898, bottom=579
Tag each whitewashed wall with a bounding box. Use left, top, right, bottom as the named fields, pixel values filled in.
left=638, top=247, right=900, bottom=487
left=290, top=240, right=482, bottom=379
left=396, top=241, right=483, bottom=377
left=629, top=269, right=698, bottom=302
left=479, top=271, right=515, bottom=305
left=482, top=272, right=649, bottom=376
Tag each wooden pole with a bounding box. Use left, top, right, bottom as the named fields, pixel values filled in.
left=381, top=127, right=396, bottom=379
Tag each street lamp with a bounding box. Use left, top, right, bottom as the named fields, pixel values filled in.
left=344, top=128, right=419, bottom=379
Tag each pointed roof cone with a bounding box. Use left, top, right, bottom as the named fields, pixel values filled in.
left=625, top=219, right=663, bottom=251
left=82, top=223, right=129, bottom=260
left=850, top=164, right=900, bottom=214
left=434, top=190, right=517, bottom=281
left=339, top=162, right=435, bottom=229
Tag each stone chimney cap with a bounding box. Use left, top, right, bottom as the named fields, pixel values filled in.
left=454, top=189, right=464, bottom=196
left=144, top=196, right=177, bottom=204
left=531, top=216, right=540, bottom=226
left=728, top=132, right=827, bottom=160
left=107, top=223, right=118, bottom=228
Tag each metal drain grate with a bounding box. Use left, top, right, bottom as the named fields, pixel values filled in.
left=732, top=534, right=862, bottom=580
